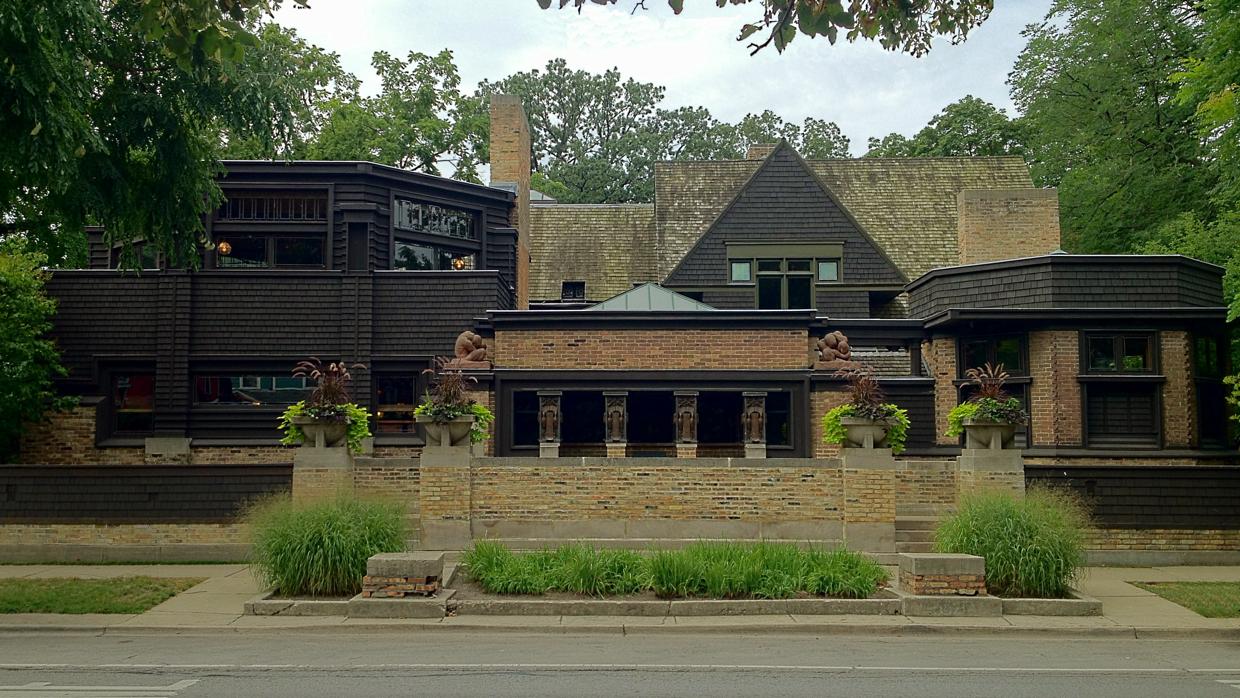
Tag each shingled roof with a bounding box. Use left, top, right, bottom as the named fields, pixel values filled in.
left=528, top=151, right=1035, bottom=301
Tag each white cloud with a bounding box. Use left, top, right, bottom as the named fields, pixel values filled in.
left=275, top=0, right=1050, bottom=155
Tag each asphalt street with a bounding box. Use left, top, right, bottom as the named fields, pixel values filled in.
left=1, top=631, right=1238, bottom=697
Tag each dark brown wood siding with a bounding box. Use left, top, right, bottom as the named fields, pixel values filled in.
left=1026, top=466, right=1240, bottom=529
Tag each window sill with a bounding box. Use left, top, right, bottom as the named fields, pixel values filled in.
left=96, top=437, right=146, bottom=448
left=1076, top=374, right=1165, bottom=383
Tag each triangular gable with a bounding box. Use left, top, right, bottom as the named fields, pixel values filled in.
left=588, top=283, right=717, bottom=311
left=664, top=141, right=908, bottom=287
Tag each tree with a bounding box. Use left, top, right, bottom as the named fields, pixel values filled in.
left=308, top=50, right=487, bottom=181
left=1009, top=0, right=1209, bottom=253
left=800, top=117, right=852, bottom=159
left=0, top=241, right=73, bottom=461
left=1, top=0, right=305, bottom=267
left=863, top=96, right=1023, bottom=157
left=538, top=0, right=995, bottom=57
left=1175, top=0, right=1240, bottom=204
left=219, top=23, right=360, bottom=159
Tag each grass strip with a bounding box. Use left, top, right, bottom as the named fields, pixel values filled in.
left=1133, top=581, right=1240, bottom=618
left=0, top=576, right=204, bottom=614
left=463, top=541, right=888, bottom=599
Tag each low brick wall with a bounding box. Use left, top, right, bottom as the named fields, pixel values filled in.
left=1087, top=528, right=1240, bottom=552
left=895, top=460, right=957, bottom=515
left=469, top=457, right=844, bottom=542
left=494, top=328, right=809, bottom=370
left=0, top=523, right=250, bottom=562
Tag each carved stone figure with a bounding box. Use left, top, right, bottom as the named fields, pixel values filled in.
left=604, top=394, right=627, bottom=443
left=743, top=394, right=766, bottom=444
left=674, top=394, right=698, bottom=444
left=538, top=394, right=561, bottom=443
left=446, top=330, right=490, bottom=368
left=816, top=330, right=861, bottom=369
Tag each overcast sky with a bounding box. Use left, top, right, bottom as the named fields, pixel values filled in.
left=275, top=0, right=1053, bottom=156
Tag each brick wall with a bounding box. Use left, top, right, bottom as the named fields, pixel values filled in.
left=810, top=389, right=848, bottom=457
left=895, top=460, right=957, bottom=515
left=0, top=523, right=248, bottom=546
left=489, top=95, right=531, bottom=309
left=957, top=188, right=1061, bottom=265
left=19, top=407, right=144, bottom=465
left=842, top=468, right=896, bottom=523
left=921, top=337, right=957, bottom=445
left=1028, top=330, right=1082, bottom=447
left=494, top=328, right=809, bottom=370
left=470, top=463, right=843, bottom=522
left=1087, top=528, right=1240, bottom=552
left=1160, top=330, right=1197, bottom=448
left=353, top=458, right=420, bottom=533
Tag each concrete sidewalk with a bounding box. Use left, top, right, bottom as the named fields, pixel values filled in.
left=1, top=563, right=1238, bottom=639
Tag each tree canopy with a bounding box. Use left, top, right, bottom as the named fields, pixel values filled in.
left=537, top=0, right=995, bottom=56
left=864, top=96, right=1024, bottom=157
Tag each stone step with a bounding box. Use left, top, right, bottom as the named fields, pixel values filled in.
left=896, top=542, right=936, bottom=553
left=895, top=530, right=935, bottom=543
left=894, top=516, right=939, bottom=531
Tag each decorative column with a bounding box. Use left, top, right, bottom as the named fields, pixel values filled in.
left=673, top=391, right=698, bottom=459
left=603, top=391, right=628, bottom=458
left=742, top=392, right=767, bottom=459
left=538, top=391, right=562, bottom=458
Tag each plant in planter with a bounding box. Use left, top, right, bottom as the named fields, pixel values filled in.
left=413, top=357, right=495, bottom=447
left=946, top=363, right=1029, bottom=449
left=821, top=369, right=910, bottom=454
left=277, top=358, right=371, bottom=453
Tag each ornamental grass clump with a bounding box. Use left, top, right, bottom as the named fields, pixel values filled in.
left=246, top=495, right=406, bottom=597
left=934, top=486, right=1088, bottom=598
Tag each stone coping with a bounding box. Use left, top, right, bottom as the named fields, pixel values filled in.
left=1001, top=589, right=1103, bottom=616
left=450, top=591, right=901, bottom=618
left=894, top=588, right=1102, bottom=617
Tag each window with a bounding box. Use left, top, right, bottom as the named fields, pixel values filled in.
left=193, top=375, right=312, bottom=405
left=729, top=260, right=752, bottom=283
left=1194, top=335, right=1229, bottom=446
left=960, top=335, right=1026, bottom=376
left=561, top=281, right=586, bottom=301
left=393, top=242, right=474, bottom=271
left=215, top=235, right=325, bottom=269
left=766, top=392, right=791, bottom=446
left=817, top=259, right=840, bottom=282
left=393, top=199, right=477, bottom=240
left=751, top=258, right=817, bottom=309
left=1085, top=334, right=1153, bottom=373
left=109, top=243, right=158, bottom=270
left=112, top=374, right=155, bottom=433
left=218, top=194, right=327, bottom=222
left=374, top=374, right=419, bottom=435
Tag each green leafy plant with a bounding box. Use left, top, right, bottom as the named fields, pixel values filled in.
left=464, top=541, right=887, bottom=600
left=822, top=404, right=910, bottom=455
left=946, top=363, right=1030, bottom=437
left=935, top=486, right=1088, bottom=598
left=246, top=494, right=406, bottom=598
left=415, top=357, right=494, bottom=443
left=277, top=358, right=371, bottom=454
left=1225, top=374, right=1239, bottom=431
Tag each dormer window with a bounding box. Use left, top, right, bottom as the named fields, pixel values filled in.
left=561, top=281, right=586, bottom=301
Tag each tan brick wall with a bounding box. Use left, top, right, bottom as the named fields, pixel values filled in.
left=957, top=188, right=1061, bottom=264
left=1160, top=330, right=1197, bottom=448
left=470, top=464, right=843, bottom=522
left=420, top=466, right=471, bottom=522
left=190, top=447, right=294, bottom=464
left=489, top=94, right=531, bottom=309
left=810, top=389, right=849, bottom=458
left=0, top=523, right=248, bottom=546
left=842, top=468, right=896, bottom=523
left=958, top=469, right=1025, bottom=498
left=494, top=328, right=809, bottom=370
left=922, top=337, right=958, bottom=445
left=354, top=459, right=420, bottom=532
left=896, top=460, right=957, bottom=515
left=1087, top=528, right=1240, bottom=551
left=1028, top=330, right=1082, bottom=447
left=18, top=407, right=144, bottom=465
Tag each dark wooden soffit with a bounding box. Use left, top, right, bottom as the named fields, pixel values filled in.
left=487, top=308, right=818, bottom=330
left=923, top=307, right=1231, bottom=329
left=218, top=160, right=514, bottom=205
left=906, top=253, right=1225, bottom=292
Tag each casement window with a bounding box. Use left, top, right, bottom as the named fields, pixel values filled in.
left=393, top=242, right=474, bottom=271
left=217, top=193, right=327, bottom=222
left=215, top=234, right=326, bottom=269
left=393, top=199, right=477, bottom=241
left=725, top=243, right=844, bottom=310
left=1080, top=332, right=1160, bottom=447
left=373, top=374, right=419, bottom=435
left=956, top=335, right=1030, bottom=447
left=192, top=375, right=311, bottom=405
left=560, top=281, right=586, bottom=301
left=1194, top=334, right=1230, bottom=446
left=111, top=373, right=155, bottom=434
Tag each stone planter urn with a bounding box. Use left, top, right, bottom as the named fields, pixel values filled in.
left=291, top=415, right=348, bottom=448
left=962, top=418, right=1017, bottom=450
left=839, top=416, right=891, bottom=449
left=416, top=414, right=475, bottom=448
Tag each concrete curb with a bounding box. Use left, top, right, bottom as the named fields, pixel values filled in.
left=0, top=622, right=1237, bottom=641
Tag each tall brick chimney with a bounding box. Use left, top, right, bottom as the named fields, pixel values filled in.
left=957, top=189, right=1062, bottom=265
left=489, top=95, right=532, bottom=309
left=745, top=143, right=777, bottom=160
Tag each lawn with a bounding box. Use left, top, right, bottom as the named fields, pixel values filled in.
left=1133, top=581, right=1240, bottom=618
left=0, top=577, right=204, bottom=614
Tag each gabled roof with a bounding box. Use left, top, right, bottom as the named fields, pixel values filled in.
left=664, top=142, right=906, bottom=287
left=588, top=282, right=716, bottom=311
